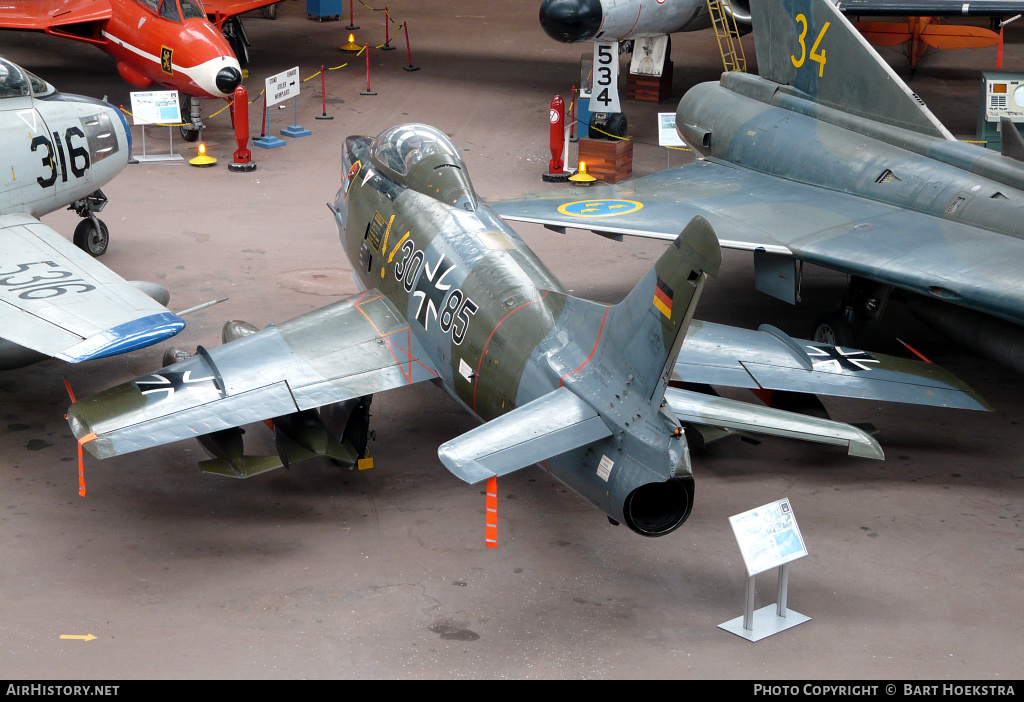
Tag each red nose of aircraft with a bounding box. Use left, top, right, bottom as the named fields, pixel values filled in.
left=539, top=0, right=604, bottom=43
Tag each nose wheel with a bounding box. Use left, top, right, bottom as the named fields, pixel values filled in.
left=73, top=217, right=109, bottom=257
left=68, top=191, right=110, bottom=257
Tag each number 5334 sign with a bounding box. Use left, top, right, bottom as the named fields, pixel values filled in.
left=591, top=43, right=621, bottom=114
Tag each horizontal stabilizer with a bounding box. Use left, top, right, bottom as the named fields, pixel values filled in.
left=665, top=387, right=883, bottom=460
left=673, top=321, right=991, bottom=411
left=438, top=387, right=611, bottom=484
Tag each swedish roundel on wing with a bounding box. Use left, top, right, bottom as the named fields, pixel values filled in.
left=556, top=199, right=643, bottom=217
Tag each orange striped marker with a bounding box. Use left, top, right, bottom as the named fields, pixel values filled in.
left=63, top=376, right=88, bottom=497
left=76, top=433, right=96, bottom=498
left=485, top=476, right=497, bottom=548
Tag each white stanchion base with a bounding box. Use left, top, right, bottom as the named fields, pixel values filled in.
left=719, top=605, right=810, bottom=642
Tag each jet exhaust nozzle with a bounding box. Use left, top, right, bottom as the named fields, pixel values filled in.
left=623, top=476, right=695, bottom=537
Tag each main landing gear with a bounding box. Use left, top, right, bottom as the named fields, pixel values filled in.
left=68, top=189, right=110, bottom=257
left=812, top=277, right=893, bottom=347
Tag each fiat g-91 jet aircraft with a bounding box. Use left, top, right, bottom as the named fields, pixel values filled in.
left=67, top=122, right=987, bottom=536
left=0, top=56, right=184, bottom=370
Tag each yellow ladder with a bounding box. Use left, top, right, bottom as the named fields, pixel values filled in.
left=706, top=0, right=747, bottom=73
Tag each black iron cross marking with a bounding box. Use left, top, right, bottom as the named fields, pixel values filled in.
left=806, top=345, right=880, bottom=373
left=412, top=253, right=456, bottom=331
left=135, top=370, right=218, bottom=399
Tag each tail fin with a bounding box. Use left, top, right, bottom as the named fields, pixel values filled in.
left=751, top=0, right=953, bottom=140
left=600, top=216, right=721, bottom=403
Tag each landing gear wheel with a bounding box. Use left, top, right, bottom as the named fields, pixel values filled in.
left=588, top=112, right=628, bottom=139
left=73, top=218, right=109, bottom=257
left=261, top=2, right=278, bottom=19
left=606, top=112, right=628, bottom=138
left=813, top=311, right=855, bottom=347
left=179, top=95, right=199, bottom=142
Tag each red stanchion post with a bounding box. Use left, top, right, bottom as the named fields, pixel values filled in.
left=360, top=45, right=377, bottom=95
left=228, top=85, right=256, bottom=172
left=403, top=22, right=419, bottom=72
left=542, top=95, right=568, bottom=183
left=316, top=65, right=333, bottom=120
left=381, top=7, right=395, bottom=50
left=346, top=0, right=359, bottom=30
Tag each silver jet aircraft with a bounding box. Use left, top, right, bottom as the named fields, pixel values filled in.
left=498, top=0, right=1024, bottom=373
left=0, top=56, right=184, bottom=370
left=67, top=123, right=987, bottom=536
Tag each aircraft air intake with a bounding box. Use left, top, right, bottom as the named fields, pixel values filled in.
left=538, top=0, right=603, bottom=42
left=215, top=67, right=242, bottom=95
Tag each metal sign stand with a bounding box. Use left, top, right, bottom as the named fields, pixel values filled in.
left=130, top=90, right=185, bottom=163
left=718, top=497, right=810, bottom=642
left=719, top=563, right=810, bottom=642
left=135, top=125, right=184, bottom=163
left=281, top=94, right=311, bottom=137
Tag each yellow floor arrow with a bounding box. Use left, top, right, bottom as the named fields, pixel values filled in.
left=59, top=634, right=97, bottom=642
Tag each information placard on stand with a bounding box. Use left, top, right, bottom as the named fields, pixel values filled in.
left=129, top=90, right=184, bottom=162
left=719, top=497, right=810, bottom=642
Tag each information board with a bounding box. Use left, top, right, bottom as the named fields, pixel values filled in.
left=658, top=113, right=686, bottom=147
left=729, top=498, right=808, bottom=576
left=266, top=66, right=300, bottom=107
left=129, top=90, right=181, bottom=125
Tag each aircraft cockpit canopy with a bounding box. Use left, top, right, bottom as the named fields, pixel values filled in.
left=369, top=124, right=478, bottom=211
left=137, top=0, right=205, bottom=22
left=0, top=58, right=53, bottom=99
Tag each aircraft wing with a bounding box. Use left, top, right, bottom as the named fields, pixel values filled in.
left=674, top=320, right=991, bottom=411
left=0, top=213, right=183, bottom=363
left=68, top=289, right=440, bottom=459
left=834, top=1, right=1024, bottom=16
left=489, top=160, right=1024, bottom=326
left=0, top=0, right=112, bottom=35
left=202, top=0, right=281, bottom=17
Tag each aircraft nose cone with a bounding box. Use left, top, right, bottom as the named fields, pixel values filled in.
left=539, top=0, right=603, bottom=43
left=215, top=66, right=242, bottom=95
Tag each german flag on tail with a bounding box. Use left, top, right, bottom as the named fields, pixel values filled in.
left=653, top=276, right=673, bottom=318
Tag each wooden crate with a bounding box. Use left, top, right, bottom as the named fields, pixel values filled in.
left=577, top=137, right=633, bottom=184
left=624, top=60, right=673, bottom=103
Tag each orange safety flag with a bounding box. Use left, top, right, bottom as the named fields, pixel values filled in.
left=998, top=27, right=1005, bottom=68
left=485, top=476, right=497, bottom=548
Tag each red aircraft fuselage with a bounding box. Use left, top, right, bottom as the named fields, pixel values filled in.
left=37, top=0, right=242, bottom=99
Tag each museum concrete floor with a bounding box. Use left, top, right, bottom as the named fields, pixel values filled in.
left=1, top=1, right=1021, bottom=680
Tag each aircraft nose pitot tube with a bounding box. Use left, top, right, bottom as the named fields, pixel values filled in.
left=539, top=0, right=603, bottom=43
